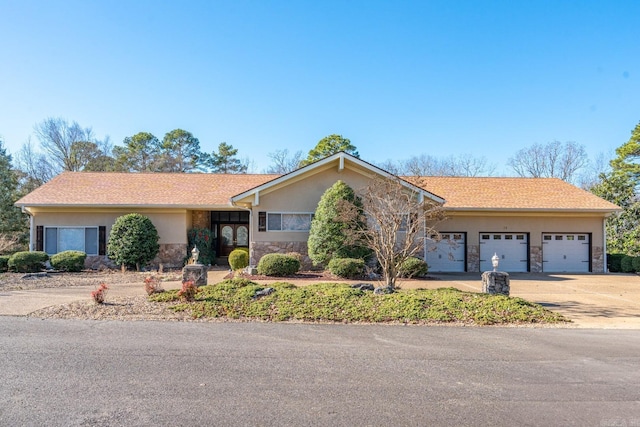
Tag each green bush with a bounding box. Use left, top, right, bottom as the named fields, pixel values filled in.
left=399, top=257, right=429, bottom=278
left=328, top=257, right=366, bottom=279
left=621, top=255, right=635, bottom=273
left=0, top=255, right=10, bottom=272
left=8, top=251, right=49, bottom=273
left=257, top=253, right=300, bottom=276
left=187, top=228, right=215, bottom=265
left=607, top=253, right=625, bottom=273
left=308, top=180, right=371, bottom=267
left=632, top=256, right=640, bottom=273
left=107, top=213, right=159, bottom=270
left=50, top=250, right=87, bottom=272
left=229, top=248, right=250, bottom=270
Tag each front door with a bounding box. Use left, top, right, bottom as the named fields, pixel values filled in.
left=220, top=224, right=249, bottom=256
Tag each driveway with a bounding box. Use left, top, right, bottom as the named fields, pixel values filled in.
left=401, top=273, right=640, bottom=329
left=1, top=271, right=639, bottom=328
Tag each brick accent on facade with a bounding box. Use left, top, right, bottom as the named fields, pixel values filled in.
left=592, top=246, right=604, bottom=273
left=530, top=245, right=543, bottom=273
left=467, top=244, right=480, bottom=272
left=251, top=241, right=314, bottom=270
left=192, top=210, right=211, bottom=229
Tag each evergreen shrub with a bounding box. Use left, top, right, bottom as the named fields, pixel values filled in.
left=632, top=256, right=640, bottom=273
left=257, top=253, right=300, bottom=276
left=399, top=257, right=429, bottom=278
left=50, top=250, right=87, bottom=272
left=107, top=213, right=159, bottom=270
left=621, top=255, right=634, bottom=273
left=607, top=253, right=625, bottom=273
left=0, top=255, right=10, bottom=272
left=229, top=248, right=250, bottom=270
left=328, top=257, right=365, bottom=279
left=8, top=251, right=49, bottom=273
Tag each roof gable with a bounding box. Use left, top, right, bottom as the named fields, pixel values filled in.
left=231, top=152, right=445, bottom=205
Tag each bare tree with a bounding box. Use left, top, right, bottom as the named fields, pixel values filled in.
left=507, top=140, right=589, bottom=183
left=14, top=138, right=57, bottom=192
left=34, top=117, right=95, bottom=172
left=339, top=176, right=445, bottom=290
left=266, top=149, right=303, bottom=174
left=379, top=153, right=496, bottom=177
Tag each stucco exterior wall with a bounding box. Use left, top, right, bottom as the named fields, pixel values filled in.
left=249, top=167, right=373, bottom=244
left=29, top=208, right=190, bottom=268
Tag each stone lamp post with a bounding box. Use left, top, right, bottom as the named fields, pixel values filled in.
left=482, top=252, right=510, bottom=296
left=191, top=245, right=200, bottom=264
left=182, top=245, right=207, bottom=286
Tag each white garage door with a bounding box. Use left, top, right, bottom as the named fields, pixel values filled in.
left=542, top=233, right=590, bottom=272
left=426, top=233, right=466, bottom=272
left=480, top=233, right=528, bottom=272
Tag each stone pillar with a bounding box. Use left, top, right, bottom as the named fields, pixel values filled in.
left=467, top=245, right=480, bottom=272
left=530, top=246, right=543, bottom=273
left=481, top=271, right=510, bottom=296
left=182, top=264, right=208, bottom=286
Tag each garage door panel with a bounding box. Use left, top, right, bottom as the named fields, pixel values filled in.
left=542, top=234, right=590, bottom=272
left=480, top=233, right=528, bottom=272
left=426, top=233, right=466, bottom=272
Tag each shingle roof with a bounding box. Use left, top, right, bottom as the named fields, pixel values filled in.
left=15, top=172, right=279, bottom=208
left=15, top=171, right=620, bottom=213
left=404, top=176, right=620, bottom=212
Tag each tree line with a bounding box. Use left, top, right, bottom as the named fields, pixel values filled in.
left=2, top=117, right=640, bottom=257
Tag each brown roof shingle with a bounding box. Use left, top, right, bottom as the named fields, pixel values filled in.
left=404, top=176, right=620, bottom=211
left=16, top=171, right=620, bottom=213
left=15, top=172, right=279, bottom=208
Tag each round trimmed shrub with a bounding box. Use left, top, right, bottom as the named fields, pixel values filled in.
left=50, top=250, right=87, bottom=272
left=257, top=253, right=300, bottom=276
left=8, top=251, right=49, bottom=273
left=328, top=257, right=365, bottom=279
left=399, top=257, right=429, bottom=278
left=229, top=248, right=250, bottom=270
left=0, top=255, right=10, bottom=272
left=607, top=253, right=625, bottom=273
left=107, top=213, right=159, bottom=270
left=621, top=255, right=634, bottom=273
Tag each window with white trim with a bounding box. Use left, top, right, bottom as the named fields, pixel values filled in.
left=44, top=227, right=99, bottom=255
left=266, top=213, right=314, bottom=231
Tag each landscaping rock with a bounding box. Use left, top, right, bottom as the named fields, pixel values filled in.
left=254, top=287, right=275, bottom=299
left=351, top=283, right=375, bottom=291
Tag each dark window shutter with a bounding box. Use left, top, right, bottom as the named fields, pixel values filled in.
left=99, top=226, right=106, bottom=255
left=36, top=226, right=44, bottom=251
left=258, top=212, right=266, bottom=232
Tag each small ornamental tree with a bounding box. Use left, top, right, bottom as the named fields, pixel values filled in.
left=107, top=213, right=159, bottom=271
left=307, top=180, right=371, bottom=267
left=339, top=176, right=445, bottom=291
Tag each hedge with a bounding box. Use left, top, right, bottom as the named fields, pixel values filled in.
left=328, top=257, right=366, bottom=279
left=8, top=251, right=49, bottom=273
left=50, top=250, right=87, bottom=272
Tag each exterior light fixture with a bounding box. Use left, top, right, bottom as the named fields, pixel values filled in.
left=491, top=253, right=499, bottom=271
left=191, top=245, right=200, bottom=264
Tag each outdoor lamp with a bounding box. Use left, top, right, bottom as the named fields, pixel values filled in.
left=492, top=253, right=499, bottom=271
left=191, top=245, right=200, bottom=264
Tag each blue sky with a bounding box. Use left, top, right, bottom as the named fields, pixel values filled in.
left=1, top=0, right=639, bottom=173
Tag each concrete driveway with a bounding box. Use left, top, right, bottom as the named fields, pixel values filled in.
left=401, top=273, right=640, bottom=329
left=1, top=271, right=639, bottom=328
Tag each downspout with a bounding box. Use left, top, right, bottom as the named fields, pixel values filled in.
left=603, top=217, right=608, bottom=274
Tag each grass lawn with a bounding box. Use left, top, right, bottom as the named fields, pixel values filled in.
left=149, top=278, right=568, bottom=325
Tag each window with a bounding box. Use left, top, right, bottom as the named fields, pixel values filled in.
left=505, top=235, right=513, bottom=240
left=493, top=235, right=502, bottom=240
left=555, top=235, right=563, bottom=240
left=578, top=235, right=586, bottom=241
left=544, top=235, right=552, bottom=241
left=567, top=235, right=575, bottom=240
left=44, top=227, right=99, bottom=255
left=266, top=213, right=313, bottom=231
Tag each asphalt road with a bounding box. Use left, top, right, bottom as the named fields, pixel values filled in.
left=1, top=318, right=639, bottom=427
